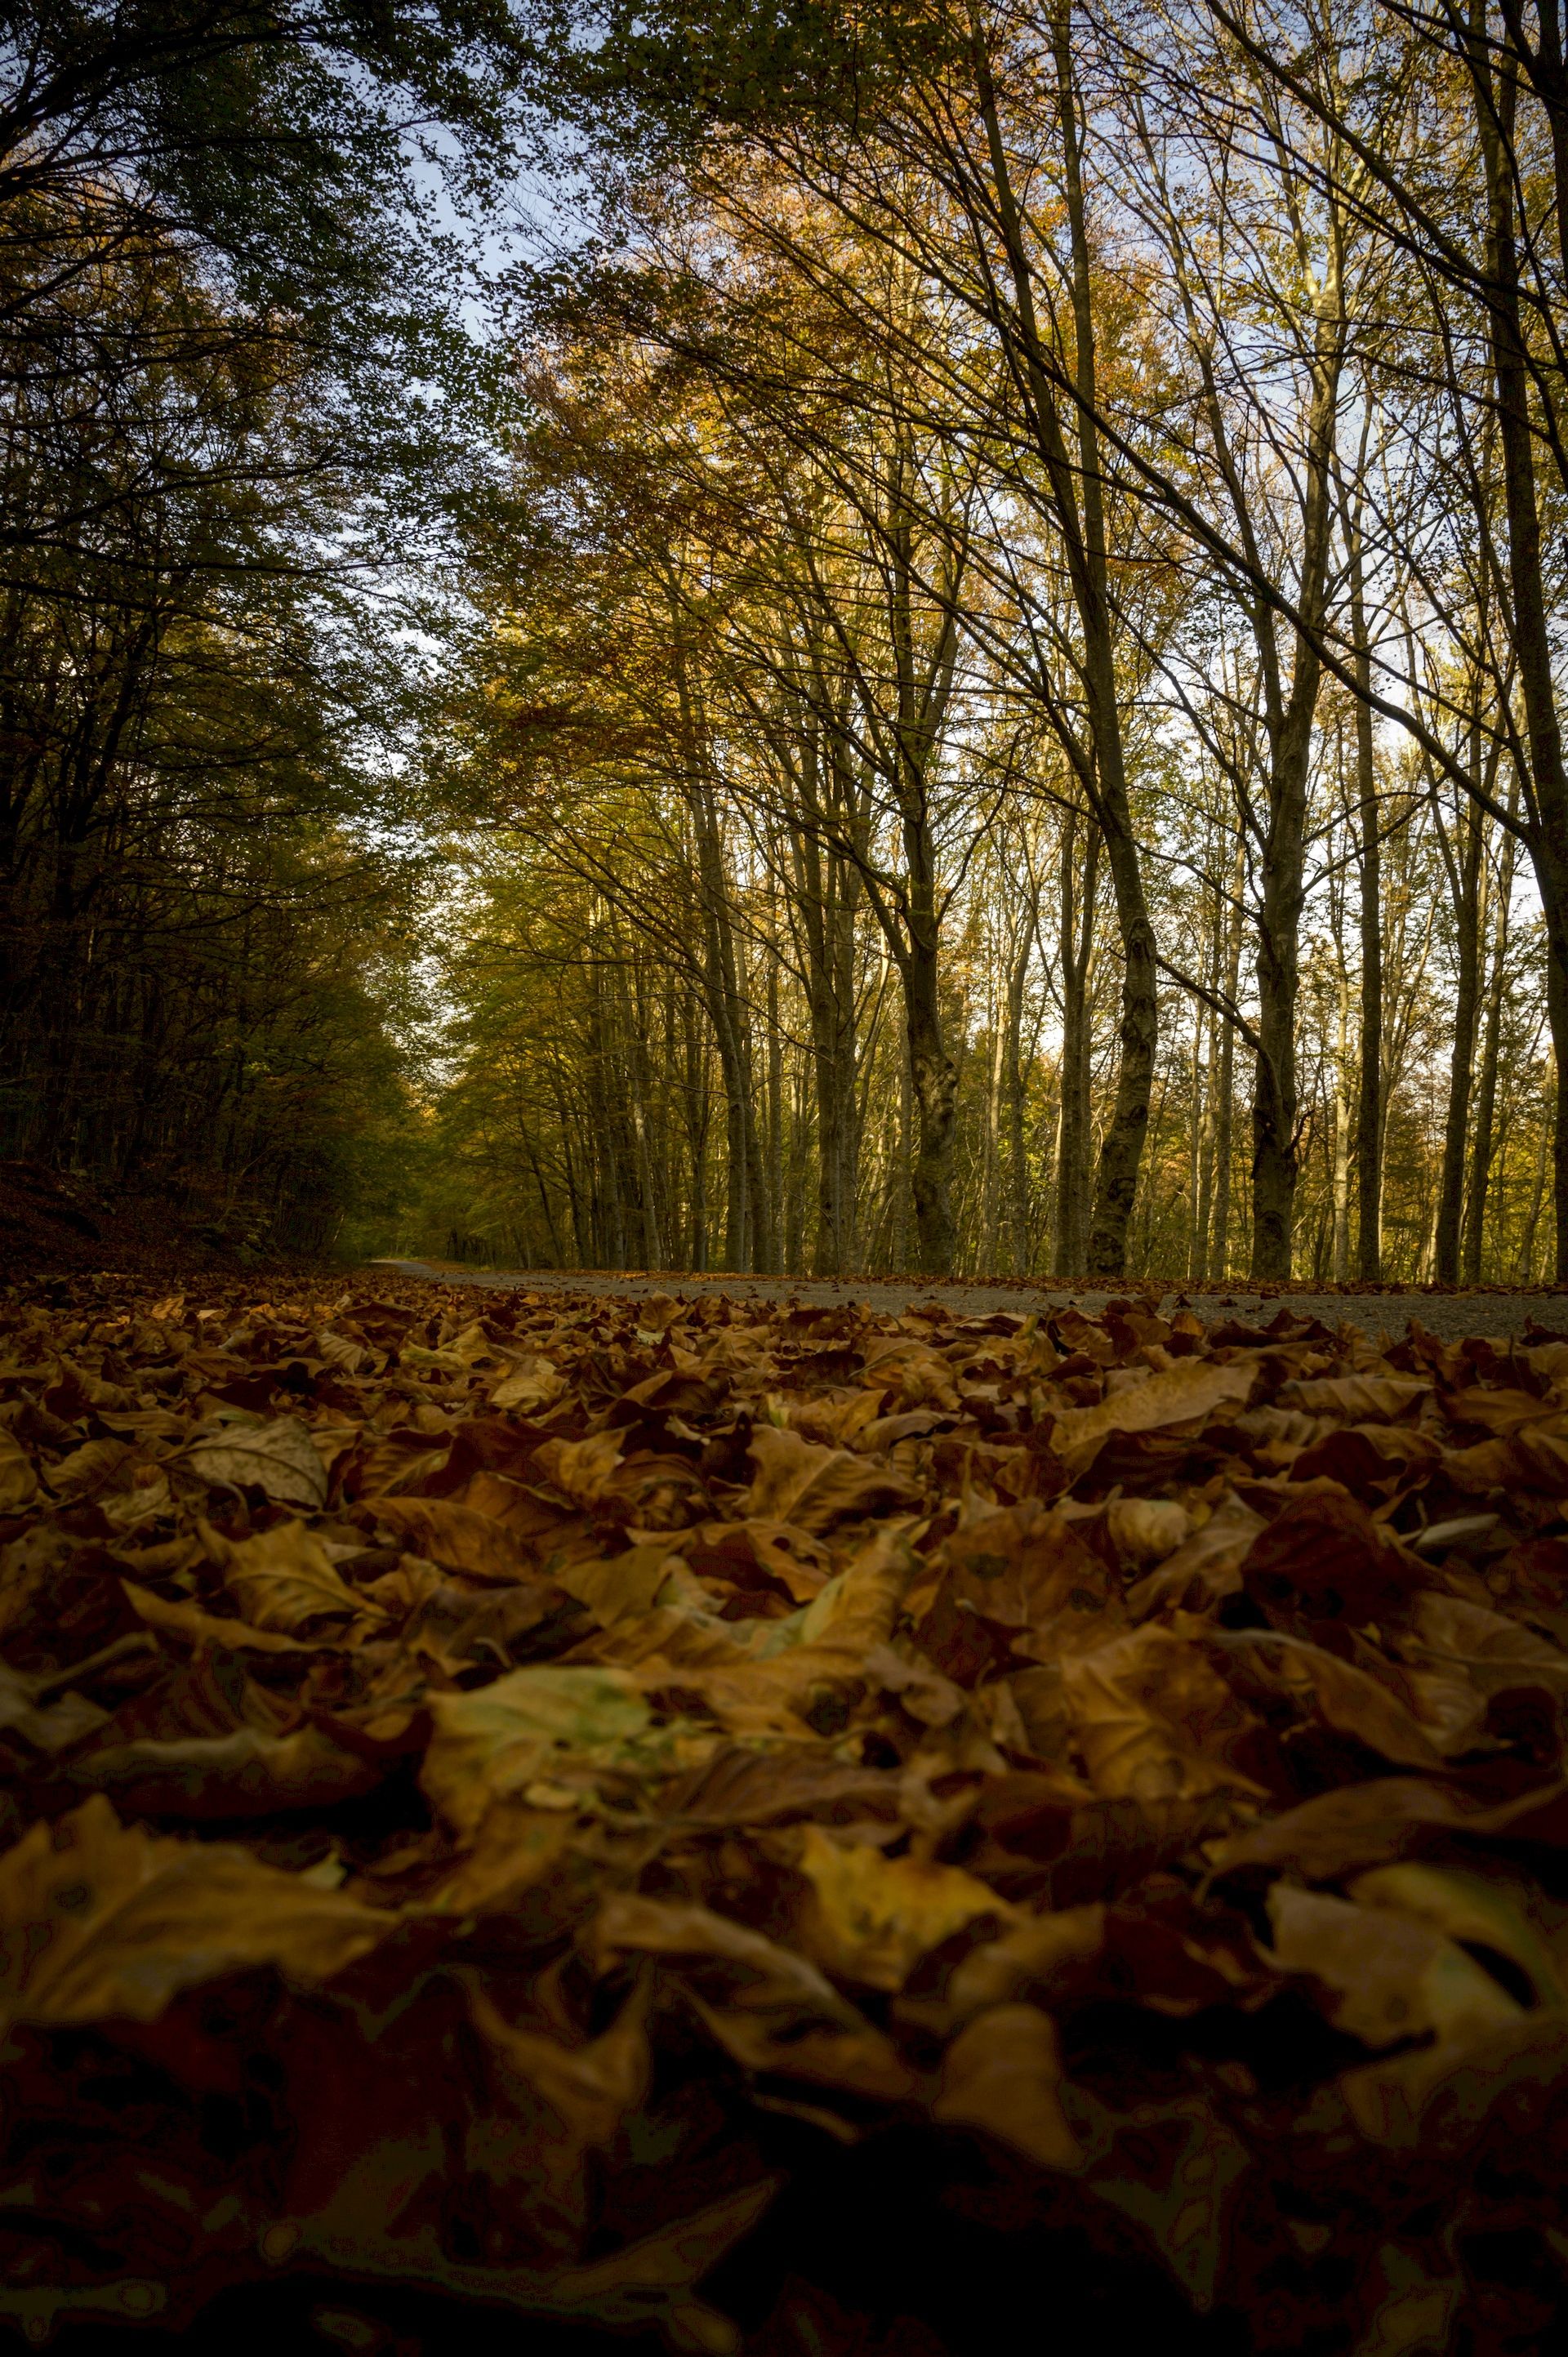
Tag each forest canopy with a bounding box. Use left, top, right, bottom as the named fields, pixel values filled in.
left=10, top=0, right=1568, bottom=1284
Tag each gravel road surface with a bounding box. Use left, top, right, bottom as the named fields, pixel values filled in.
left=376, top=1260, right=1568, bottom=1345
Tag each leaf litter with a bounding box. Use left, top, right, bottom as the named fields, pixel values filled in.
left=6, top=1277, right=1568, bottom=2346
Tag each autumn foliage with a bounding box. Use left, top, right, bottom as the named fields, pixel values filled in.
left=6, top=1276, right=1568, bottom=2347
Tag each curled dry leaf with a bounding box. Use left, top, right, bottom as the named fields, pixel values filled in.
left=1046, top=1357, right=1257, bottom=1474
left=212, top=1517, right=368, bottom=1631
left=0, top=1795, right=390, bottom=2027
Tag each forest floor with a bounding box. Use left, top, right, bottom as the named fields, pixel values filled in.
left=8, top=1266, right=1568, bottom=2349
left=382, top=1258, right=1568, bottom=1345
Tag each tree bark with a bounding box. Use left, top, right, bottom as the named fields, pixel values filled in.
left=1435, top=786, right=1486, bottom=1284
left=1054, top=805, right=1098, bottom=1273
left=1464, top=780, right=1518, bottom=1281
left=978, top=25, right=1156, bottom=1277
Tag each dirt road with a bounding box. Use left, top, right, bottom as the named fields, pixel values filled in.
left=376, top=1259, right=1568, bottom=1345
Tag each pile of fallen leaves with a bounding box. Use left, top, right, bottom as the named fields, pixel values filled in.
left=7, top=1280, right=1568, bottom=2350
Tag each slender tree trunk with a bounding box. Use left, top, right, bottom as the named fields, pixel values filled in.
left=1212, top=839, right=1245, bottom=1280
left=1004, top=920, right=1032, bottom=1272
left=1464, top=783, right=1517, bottom=1281
left=978, top=33, right=1155, bottom=1276
left=1332, top=962, right=1352, bottom=1281
left=1436, top=791, right=1486, bottom=1283
left=1188, top=997, right=1207, bottom=1281
left=1250, top=258, right=1344, bottom=1279
left=902, top=939, right=958, bottom=1275
left=1469, top=11, right=1568, bottom=1276
left=1353, top=577, right=1383, bottom=1280
left=1054, top=809, right=1098, bottom=1274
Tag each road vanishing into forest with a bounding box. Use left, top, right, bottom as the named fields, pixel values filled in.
left=376, top=1261, right=1568, bottom=1346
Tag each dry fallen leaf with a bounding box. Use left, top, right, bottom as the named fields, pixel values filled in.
left=0, top=1795, right=390, bottom=2026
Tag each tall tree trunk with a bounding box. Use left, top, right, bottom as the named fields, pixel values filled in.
left=978, top=28, right=1155, bottom=1276
left=902, top=939, right=958, bottom=1275
left=1469, top=9, right=1568, bottom=1276
left=1436, top=786, right=1486, bottom=1283
left=1189, top=997, right=1208, bottom=1281
left=1351, top=532, right=1383, bottom=1280
left=1054, top=808, right=1098, bottom=1274
left=1464, top=781, right=1518, bottom=1281
left=1249, top=256, right=1344, bottom=1278
left=1211, top=837, right=1245, bottom=1280
left=1332, top=961, right=1352, bottom=1281
left=1004, top=916, right=1032, bottom=1272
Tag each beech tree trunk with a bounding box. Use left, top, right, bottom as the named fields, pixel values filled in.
left=1054, top=808, right=1098, bottom=1274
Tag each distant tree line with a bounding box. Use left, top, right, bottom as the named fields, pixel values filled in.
left=0, top=0, right=523, bottom=1249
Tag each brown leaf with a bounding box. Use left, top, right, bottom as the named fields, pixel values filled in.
left=365, top=1495, right=536, bottom=1582
left=65, top=1724, right=382, bottom=1816
left=185, top=1416, right=327, bottom=1508
left=120, top=1577, right=337, bottom=1655
left=744, top=1425, right=922, bottom=1532
left=1266, top=1882, right=1520, bottom=2050
left=933, top=2003, right=1082, bottom=2169
left=212, top=1519, right=370, bottom=1632
left=0, top=1431, right=38, bottom=1512
left=1060, top=1626, right=1266, bottom=1801
left=0, top=1795, right=390, bottom=2026
left=586, top=1892, right=915, bottom=2099
left=1045, top=1357, right=1257, bottom=1474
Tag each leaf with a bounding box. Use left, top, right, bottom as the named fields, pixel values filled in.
left=586, top=1892, right=915, bottom=2099
left=1060, top=1626, right=1266, bottom=1801
left=792, top=1824, right=1014, bottom=1990
left=0, top=1664, right=109, bottom=1754
left=0, top=1795, right=390, bottom=2027
left=933, top=2003, right=1082, bottom=2170
left=185, top=1416, right=327, bottom=1508
left=1125, top=1490, right=1266, bottom=1619
left=0, top=1432, right=38, bottom=1512
left=1277, top=1374, right=1432, bottom=1419
left=421, top=1664, right=684, bottom=1838
left=366, top=1495, right=535, bottom=1582
left=532, top=1433, right=623, bottom=1508
left=43, top=1437, right=133, bottom=1499
left=212, top=1519, right=368, bottom=1632
left=1348, top=1861, right=1566, bottom=2006
left=1239, top=1488, right=1423, bottom=1626
left=743, top=1425, right=922, bottom=1532
left=463, top=1976, right=652, bottom=2255
left=1209, top=1779, right=1474, bottom=1882
left=1218, top=1630, right=1459, bottom=1769
left=1266, top=1882, right=1521, bottom=2050
left=120, top=1578, right=335, bottom=1655
left=1102, top=1499, right=1190, bottom=1568
left=1045, top=1357, right=1257, bottom=1474
left=490, top=1353, right=568, bottom=1413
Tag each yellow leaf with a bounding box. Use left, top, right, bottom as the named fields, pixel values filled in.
left=794, top=1825, right=1014, bottom=1990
